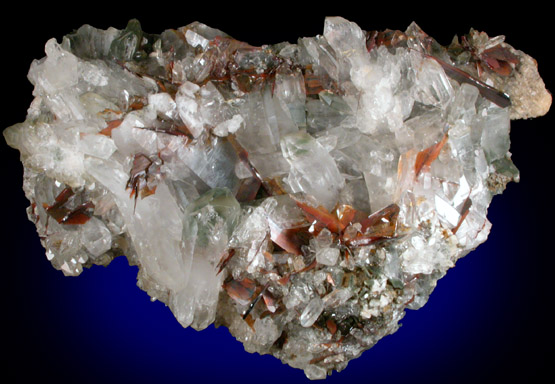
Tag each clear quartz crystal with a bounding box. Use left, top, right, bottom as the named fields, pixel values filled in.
left=316, top=247, right=340, bottom=266
left=3, top=17, right=550, bottom=380
left=300, top=296, right=325, bottom=327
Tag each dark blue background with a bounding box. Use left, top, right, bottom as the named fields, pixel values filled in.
left=2, top=4, right=552, bottom=383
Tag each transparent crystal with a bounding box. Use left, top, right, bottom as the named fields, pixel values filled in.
left=300, top=296, right=324, bottom=327
left=3, top=17, right=550, bottom=380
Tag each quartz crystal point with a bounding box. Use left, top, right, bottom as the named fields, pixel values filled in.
left=3, top=17, right=550, bottom=379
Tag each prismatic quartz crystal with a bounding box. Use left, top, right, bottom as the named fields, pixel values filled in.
left=4, top=17, right=550, bottom=379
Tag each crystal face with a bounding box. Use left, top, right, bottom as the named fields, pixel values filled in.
left=3, top=17, right=550, bottom=380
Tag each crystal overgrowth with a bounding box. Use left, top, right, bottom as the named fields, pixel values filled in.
left=3, top=17, right=550, bottom=379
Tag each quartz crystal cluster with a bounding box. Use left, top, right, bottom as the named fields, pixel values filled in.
left=4, top=17, right=550, bottom=379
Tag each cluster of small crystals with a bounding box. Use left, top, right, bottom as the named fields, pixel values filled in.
left=5, top=17, right=545, bottom=379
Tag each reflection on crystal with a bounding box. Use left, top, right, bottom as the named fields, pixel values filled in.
left=3, top=17, right=551, bottom=379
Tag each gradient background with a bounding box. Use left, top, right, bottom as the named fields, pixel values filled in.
left=2, top=3, right=552, bottom=383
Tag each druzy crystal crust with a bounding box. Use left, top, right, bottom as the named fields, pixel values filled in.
left=3, top=17, right=550, bottom=379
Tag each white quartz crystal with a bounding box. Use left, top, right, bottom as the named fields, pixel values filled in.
left=3, top=17, right=550, bottom=380
left=300, top=296, right=325, bottom=327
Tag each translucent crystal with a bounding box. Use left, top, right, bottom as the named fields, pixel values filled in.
left=316, top=248, right=340, bottom=266
left=3, top=17, right=550, bottom=380
left=300, top=296, right=324, bottom=327
left=281, top=131, right=345, bottom=210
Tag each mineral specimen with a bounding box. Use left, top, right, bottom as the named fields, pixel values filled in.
left=3, top=17, right=550, bottom=379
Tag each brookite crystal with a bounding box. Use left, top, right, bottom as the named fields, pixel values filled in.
left=3, top=17, right=550, bottom=380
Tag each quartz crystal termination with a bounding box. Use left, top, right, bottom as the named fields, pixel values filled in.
left=3, top=17, right=550, bottom=379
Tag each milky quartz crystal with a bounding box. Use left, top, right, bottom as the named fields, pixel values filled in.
left=3, top=17, right=550, bottom=379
